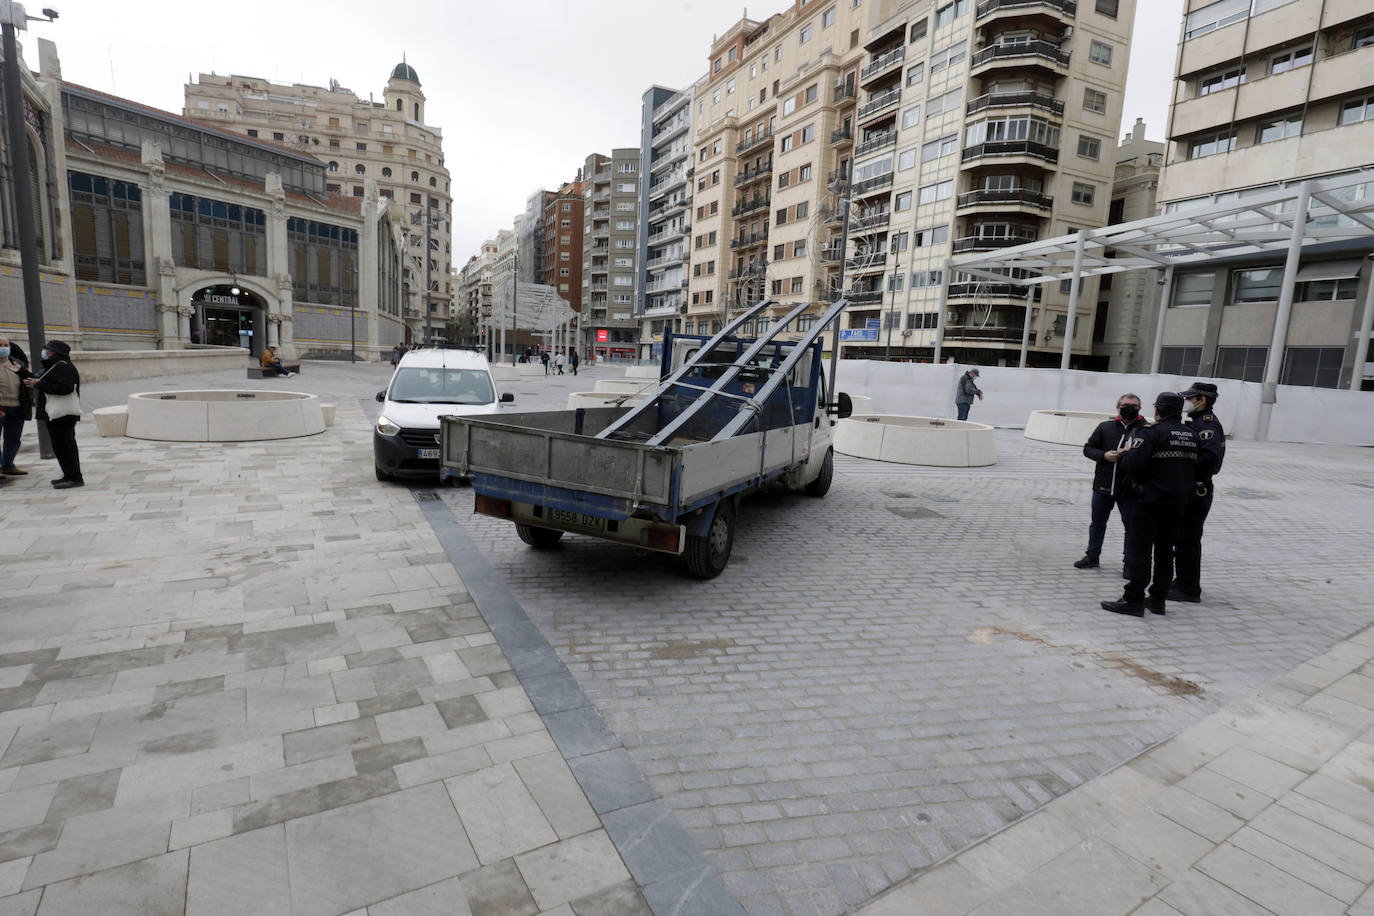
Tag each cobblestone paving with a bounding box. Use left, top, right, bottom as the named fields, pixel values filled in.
left=440, top=372, right=1374, bottom=916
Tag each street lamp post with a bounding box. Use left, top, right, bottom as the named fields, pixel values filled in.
left=884, top=248, right=901, bottom=362
left=3, top=1, right=57, bottom=458
left=826, top=171, right=853, bottom=408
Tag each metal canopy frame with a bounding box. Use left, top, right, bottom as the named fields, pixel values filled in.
left=943, top=169, right=1374, bottom=424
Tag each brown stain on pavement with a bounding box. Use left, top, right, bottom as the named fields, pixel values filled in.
left=973, top=627, right=1205, bottom=698
left=649, top=638, right=737, bottom=660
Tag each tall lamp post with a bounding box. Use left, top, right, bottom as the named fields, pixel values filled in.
left=884, top=248, right=902, bottom=362
left=3, top=1, right=57, bottom=458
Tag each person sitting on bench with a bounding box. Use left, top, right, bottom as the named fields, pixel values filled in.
left=260, top=346, right=293, bottom=377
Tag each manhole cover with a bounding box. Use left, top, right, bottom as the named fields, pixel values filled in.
left=413, top=491, right=440, bottom=502
left=888, top=506, right=945, bottom=519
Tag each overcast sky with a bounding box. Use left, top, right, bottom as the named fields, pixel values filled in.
left=30, top=0, right=1182, bottom=264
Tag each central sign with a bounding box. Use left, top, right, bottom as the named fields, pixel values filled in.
left=207, top=294, right=241, bottom=305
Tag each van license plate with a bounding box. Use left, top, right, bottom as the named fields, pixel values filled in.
left=551, top=508, right=605, bottom=531
left=418, top=448, right=440, bottom=460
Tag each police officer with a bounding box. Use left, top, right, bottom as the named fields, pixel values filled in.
left=1169, top=381, right=1225, bottom=603
left=1101, top=392, right=1198, bottom=618
left=1074, top=393, right=1145, bottom=575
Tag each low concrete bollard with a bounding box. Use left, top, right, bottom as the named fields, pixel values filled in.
left=321, top=404, right=336, bottom=427
left=1023, top=409, right=1113, bottom=446
left=93, top=405, right=128, bottom=438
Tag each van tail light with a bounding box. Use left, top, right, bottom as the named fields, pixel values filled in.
left=475, top=495, right=511, bottom=518
left=645, top=527, right=680, bottom=553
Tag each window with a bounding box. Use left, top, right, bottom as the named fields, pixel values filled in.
left=901, top=105, right=922, bottom=129
left=895, top=191, right=912, bottom=211
left=917, top=180, right=953, bottom=204
left=925, top=88, right=963, bottom=118
left=776, top=208, right=788, bottom=225
left=1270, top=46, right=1312, bottom=74
left=800, top=24, right=813, bottom=43
left=429, top=176, right=437, bottom=186
left=791, top=277, right=804, bottom=293
left=1215, top=346, right=1268, bottom=382
left=890, top=232, right=909, bottom=253
left=1198, top=66, right=1245, bottom=96
left=914, top=225, right=948, bottom=247
left=354, top=164, right=366, bottom=175
left=1172, top=272, right=1214, bottom=306
left=929, top=41, right=967, bottom=74
left=1158, top=346, right=1203, bottom=376
left=802, top=124, right=816, bottom=142
left=823, top=6, right=836, bottom=27
left=618, top=162, right=637, bottom=173
left=712, top=169, right=720, bottom=185
left=795, top=201, right=808, bottom=219
left=272, top=132, right=285, bottom=141
left=1077, top=135, right=1101, bottom=160
left=411, top=171, right=420, bottom=181
left=615, top=220, right=635, bottom=230
left=1185, top=0, right=1247, bottom=39
left=898, top=147, right=918, bottom=170
left=774, top=243, right=786, bottom=260
left=1232, top=268, right=1281, bottom=303
left=906, top=63, right=925, bottom=86
left=799, top=163, right=812, bottom=181
left=750, top=63, right=757, bottom=78
left=713, top=57, right=723, bottom=73
left=727, top=78, right=736, bottom=95
left=1071, top=182, right=1095, bottom=205
left=1281, top=347, right=1344, bottom=388
left=775, top=45, right=782, bottom=61
left=793, top=239, right=807, bottom=257
left=1256, top=113, right=1301, bottom=143
left=778, top=171, right=791, bottom=189
left=1187, top=130, right=1236, bottom=159
left=783, top=96, right=797, bottom=116
left=921, top=134, right=956, bottom=161
left=781, top=135, right=794, bottom=152
left=560, top=251, right=570, bottom=261
left=912, top=269, right=944, bottom=288
left=1083, top=88, right=1107, bottom=113
left=1095, top=0, right=1118, bottom=15
left=805, top=84, right=818, bottom=104
left=381, top=167, right=392, bottom=178
left=614, top=257, right=633, bottom=267
left=909, top=18, right=927, bottom=42
left=1339, top=95, right=1374, bottom=125
left=1297, top=278, right=1358, bottom=301
left=1089, top=40, right=1113, bottom=66
left=933, top=0, right=969, bottom=29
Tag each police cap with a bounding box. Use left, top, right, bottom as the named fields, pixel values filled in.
left=1154, top=391, right=1184, bottom=412
left=1180, top=381, right=1219, bottom=401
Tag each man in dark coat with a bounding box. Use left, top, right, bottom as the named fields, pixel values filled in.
left=1074, top=393, right=1145, bottom=574
left=0, top=337, right=33, bottom=478
left=1170, top=381, right=1226, bottom=603
left=955, top=368, right=982, bottom=421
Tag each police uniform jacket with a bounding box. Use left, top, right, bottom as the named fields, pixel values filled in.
left=1118, top=417, right=1198, bottom=504
left=1083, top=415, right=1144, bottom=495
left=1187, top=409, right=1226, bottom=487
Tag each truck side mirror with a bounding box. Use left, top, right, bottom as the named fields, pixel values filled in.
left=501, top=392, right=515, bottom=403
left=375, top=391, right=385, bottom=402
left=836, top=392, right=853, bottom=419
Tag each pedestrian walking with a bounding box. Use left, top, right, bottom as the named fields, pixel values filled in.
left=955, top=368, right=983, bottom=421
left=1074, top=393, right=1145, bottom=575
left=22, top=340, right=84, bottom=489
left=1101, top=392, right=1198, bottom=617
left=1170, top=381, right=1226, bottom=604
left=554, top=352, right=565, bottom=375
left=569, top=350, right=579, bottom=376
left=540, top=350, right=550, bottom=375
left=0, top=337, right=33, bottom=479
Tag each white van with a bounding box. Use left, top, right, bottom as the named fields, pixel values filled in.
left=373, top=348, right=512, bottom=480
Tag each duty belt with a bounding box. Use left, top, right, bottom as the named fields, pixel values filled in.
left=1154, top=450, right=1196, bottom=460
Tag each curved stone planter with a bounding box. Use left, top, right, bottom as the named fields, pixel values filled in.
left=566, top=392, right=647, bottom=410
left=593, top=379, right=655, bottom=395
left=848, top=394, right=874, bottom=415
left=1023, top=409, right=1113, bottom=446
left=624, top=365, right=659, bottom=379
left=124, top=390, right=326, bottom=442
left=836, top=414, right=997, bottom=467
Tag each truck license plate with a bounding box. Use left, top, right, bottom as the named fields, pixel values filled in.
left=417, top=448, right=440, bottom=460
left=550, top=508, right=605, bottom=531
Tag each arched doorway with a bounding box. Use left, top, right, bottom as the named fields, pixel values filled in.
left=192, top=284, right=268, bottom=355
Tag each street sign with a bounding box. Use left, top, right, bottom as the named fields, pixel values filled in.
left=839, top=329, right=879, bottom=342
left=866, top=318, right=881, bottom=329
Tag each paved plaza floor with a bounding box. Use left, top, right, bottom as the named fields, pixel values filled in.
left=0, top=358, right=1372, bottom=915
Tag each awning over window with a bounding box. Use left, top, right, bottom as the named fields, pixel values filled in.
left=1296, top=259, right=1363, bottom=281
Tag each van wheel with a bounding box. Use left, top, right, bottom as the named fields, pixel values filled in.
left=374, top=465, right=392, bottom=481
left=683, top=499, right=735, bottom=579
left=516, top=524, right=564, bottom=549
left=804, top=449, right=833, bottom=498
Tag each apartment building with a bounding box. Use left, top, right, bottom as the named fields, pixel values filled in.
left=543, top=181, right=586, bottom=321
left=521, top=188, right=559, bottom=284
left=1093, top=118, right=1163, bottom=372
left=1153, top=0, right=1374, bottom=389
left=582, top=150, right=642, bottom=359
left=637, top=84, right=696, bottom=359
left=184, top=63, right=453, bottom=342
left=687, top=0, right=1135, bottom=366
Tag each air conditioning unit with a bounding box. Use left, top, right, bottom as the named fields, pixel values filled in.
left=947, top=311, right=958, bottom=322
left=902, top=329, right=913, bottom=337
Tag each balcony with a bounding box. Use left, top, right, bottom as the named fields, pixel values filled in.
left=956, top=188, right=1054, bottom=210
left=846, top=252, right=887, bottom=272
left=966, top=91, right=1064, bottom=117
left=734, top=159, right=774, bottom=187
left=961, top=140, right=1059, bottom=164
left=947, top=282, right=1027, bottom=300
left=731, top=194, right=771, bottom=217
left=952, top=236, right=1034, bottom=253
left=850, top=211, right=891, bottom=233
left=856, top=88, right=901, bottom=121
left=943, top=325, right=1025, bottom=342
left=970, top=41, right=1070, bottom=72
left=736, top=128, right=774, bottom=155
left=860, top=46, right=906, bottom=85
left=975, top=0, right=1076, bottom=21
left=848, top=289, right=883, bottom=304
left=645, top=277, right=688, bottom=294
left=833, top=83, right=856, bottom=103
left=819, top=245, right=843, bottom=262
left=731, top=231, right=769, bottom=250
left=649, top=170, right=688, bottom=198
left=831, top=125, right=853, bottom=146
left=728, top=265, right=768, bottom=280
left=851, top=172, right=894, bottom=196
left=854, top=131, right=897, bottom=158
left=650, top=197, right=689, bottom=219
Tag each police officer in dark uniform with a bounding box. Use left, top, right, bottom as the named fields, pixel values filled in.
left=1169, top=381, right=1225, bottom=603
left=1102, top=392, right=1198, bottom=617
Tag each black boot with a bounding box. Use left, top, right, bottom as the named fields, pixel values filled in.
left=1167, top=587, right=1200, bottom=603
left=1074, top=555, right=1100, bottom=569
left=1145, top=597, right=1166, bottom=616
left=1101, top=598, right=1145, bottom=617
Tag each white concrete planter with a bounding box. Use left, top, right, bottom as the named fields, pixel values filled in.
left=1023, top=410, right=1113, bottom=446
left=517, top=363, right=545, bottom=377
left=124, top=390, right=326, bottom=442
left=490, top=365, right=521, bottom=382
left=593, top=379, right=655, bottom=395
left=836, top=414, right=997, bottom=467
left=624, top=365, right=659, bottom=379
left=566, top=392, right=647, bottom=410
left=93, top=406, right=128, bottom=438
left=848, top=395, right=874, bottom=415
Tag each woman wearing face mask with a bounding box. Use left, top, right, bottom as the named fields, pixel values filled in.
left=21, top=340, right=83, bottom=489
left=0, top=336, right=33, bottom=477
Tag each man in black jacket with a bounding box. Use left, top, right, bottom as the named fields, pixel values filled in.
left=1074, top=393, right=1145, bottom=574
left=1102, top=392, right=1198, bottom=617
left=1170, top=381, right=1226, bottom=603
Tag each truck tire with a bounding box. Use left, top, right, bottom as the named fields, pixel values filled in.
left=804, top=448, right=833, bottom=497
left=684, top=499, right=735, bottom=579
left=516, top=524, right=564, bottom=549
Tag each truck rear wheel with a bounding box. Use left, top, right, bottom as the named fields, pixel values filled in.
left=804, top=448, right=833, bottom=497
left=684, top=499, right=735, bottom=579
left=516, top=524, right=564, bottom=549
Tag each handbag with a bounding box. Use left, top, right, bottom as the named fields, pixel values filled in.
left=39, top=363, right=81, bottom=419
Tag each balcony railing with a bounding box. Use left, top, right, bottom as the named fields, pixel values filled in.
left=736, top=128, right=774, bottom=155
left=975, top=0, right=1076, bottom=20
left=846, top=252, right=887, bottom=271
left=956, top=188, right=1054, bottom=210
left=961, top=140, right=1059, bottom=164
left=970, top=40, right=1071, bottom=69
left=820, top=246, right=843, bottom=262
left=833, top=83, right=856, bottom=103
left=861, top=46, right=906, bottom=82
left=854, top=131, right=897, bottom=158
left=831, top=125, right=853, bottom=145
left=848, top=289, right=883, bottom=303
left=734, top=159, right=774, bottom=186
left=966, top=91, right=1064, bottom=117
left=650, top=197, right=689, bottom=217
left=857, top=88, right=902, bottom=120
left=731, top=195, right=771, bottom=217
left=850, top=211, right=891, bottom=233
left=728, top=265, right=768, bottom=280
left=851, top=172, right=894, bottom=195
left=947, top=282, right=1027, bottom=299
left=731, top=231, right=769, bottom=249
left=943, top=325, right=1025, bottom=342
left=951, top=236, right=1035, bottom=253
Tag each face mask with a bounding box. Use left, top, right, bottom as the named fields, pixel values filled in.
left=1185, top=399, right=1201, bottom=413
left=1118, top=405, right=1139, bottom=421
left=0, top=347, right=9, bottom=359
left=41, top=349, right=50, bottom=360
